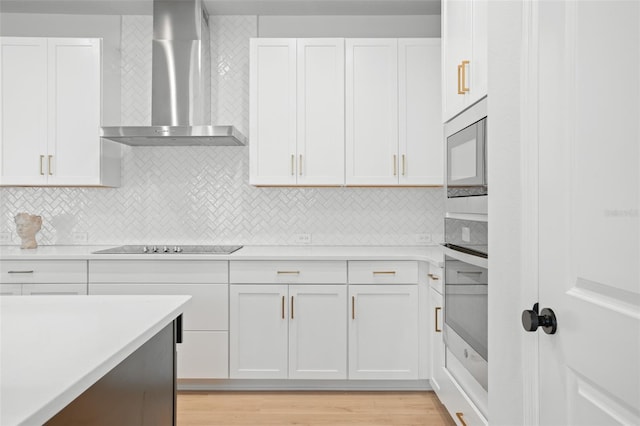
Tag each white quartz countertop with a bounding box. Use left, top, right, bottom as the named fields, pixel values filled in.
left=0, top=245, right=443, bottom=266
left=0, top=295, right=190, bottom=425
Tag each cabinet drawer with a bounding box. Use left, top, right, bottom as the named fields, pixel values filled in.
left=22, top=283, right=87, bottom=295
left=89, top=283, right=228, bottom=330
left=177, top=331, right=229, bottom=379
left=1, top=260, right=86, bottom=283
left=348, top=261, right=418, bottom=284
left=89, top=260, right=228, bottom=284
left=230, top=261, right=346, bottom=284
left=428, top=265, right=444, bottom=293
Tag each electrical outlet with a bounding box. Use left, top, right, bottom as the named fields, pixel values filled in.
left=295, top=233, right=312, bottom=244
left=0, top=232, right=11, bottom=244
left=72, top=232, right=88, bottom=244
left=462, top=227, right=471, bottom=243
left=415, top=233, right=432, bottom=244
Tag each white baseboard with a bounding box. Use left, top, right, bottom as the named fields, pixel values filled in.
left=178, top=379, right=432, bottom=392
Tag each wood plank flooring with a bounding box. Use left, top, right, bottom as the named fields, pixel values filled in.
left=177, top=391, right=456, bottom=426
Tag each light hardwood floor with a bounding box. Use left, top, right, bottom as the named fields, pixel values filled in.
left=177, top=391, right=456, bottom=426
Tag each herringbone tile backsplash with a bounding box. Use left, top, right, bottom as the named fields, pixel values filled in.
left=0, top=16, right=444, bottom=246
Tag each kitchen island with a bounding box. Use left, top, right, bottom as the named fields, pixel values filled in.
left=0, top=295, right=190, bottom=425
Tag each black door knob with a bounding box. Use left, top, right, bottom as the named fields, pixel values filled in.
left=522, top=303, right=557, bottom=334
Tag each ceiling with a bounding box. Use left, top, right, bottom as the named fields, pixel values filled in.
left=0, top=0, right=441, bottom=16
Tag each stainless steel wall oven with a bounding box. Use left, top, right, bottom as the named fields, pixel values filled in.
left=442, top=98, right=489, bottom=415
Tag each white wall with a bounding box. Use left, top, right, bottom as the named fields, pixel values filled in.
left=258, top=15, right=440, bottom=38
left=0, top=13, right=122, bottom=125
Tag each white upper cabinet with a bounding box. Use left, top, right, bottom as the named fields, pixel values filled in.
left=345, top=39, right=399, bottom=185
left=250, top=38, right=344, bottom=186
left=398, top=39, right=443, bottom=185
left=251, top=37, right=441, bottom=187
left=0, top=37, right=120, bottom=187
left=250, top=38, right=297, bottom=185
left=442, top=0, right=488, bottom=122
left=296, top=39, right=345, bottom=185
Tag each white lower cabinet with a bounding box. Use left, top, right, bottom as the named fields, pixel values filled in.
left=289, top=285, right=347, bottom=379
left=348, top=285, right=419, bottom=379
left=429, top=286, right=444, bottom=392
left=0, top=260, right=88, bottom=295
left=177, top=331, right=229, bottom=379
left=88, top=260, right=229, bottom=380
left=22, top=283, right=87, bottom=295
left=229, top=284, right=347, bottom=379
left=229, top=284, right=289, bottom=379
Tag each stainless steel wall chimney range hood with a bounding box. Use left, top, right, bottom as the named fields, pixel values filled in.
left=100, top=0, right=246, bottom=146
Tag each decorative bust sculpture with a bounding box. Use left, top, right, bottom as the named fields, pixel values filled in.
left=15, top=212, right=42, bottom=249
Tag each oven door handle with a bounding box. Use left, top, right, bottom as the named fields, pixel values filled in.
left=443, top=245, right=489, bottom=269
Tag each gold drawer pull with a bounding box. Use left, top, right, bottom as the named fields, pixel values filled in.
left=8, top=270, right=34, bottom=274
left=456, top=412, right=467, bottom=426
left=299, top=154, right=303, bottom=176
left=281, top=295, right=285, bottom=319
left=373, top=271, right=396, bottom=275
left=428, top=273, right=440, bottom=281
left=393, top=155, right=397, bottom=176
left=48, top=155, right=53, bottom=175
left=402, top=154, right=406, bottom=176
left=39, top=155, right=45, bottom=175
left=291, top=154, right=295, bottom=176
left=435, top=307, right=442, bottom=332
left=277, top=270, right=300, bottom=275
left=457, top=64, right=464, bottom=94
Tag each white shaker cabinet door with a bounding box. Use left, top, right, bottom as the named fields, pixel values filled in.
left=345, top=39, right=399, bottom=185
left=46, top=38, right=102, bottom=185
left=442, top=0, right=472, bottom=122
left=288, top=285, right=347, bottom=379
left=296, top=39, right=345, bottom=185
left=348, top=285, right=419, bottom=379
left=250, top=39, right=297, bottom=185
left=429, top=287, right=445, bottom=393
left=0, top=37, right=48, bottom=185
left=229, top=284, right=289, bottom=379
left=398, top=39, right=443, bottom=186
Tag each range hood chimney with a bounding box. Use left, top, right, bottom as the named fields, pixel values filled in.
left=100, top=0, right=246, bottom=146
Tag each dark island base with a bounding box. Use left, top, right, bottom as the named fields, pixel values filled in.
left=46, top=321, right=177, bottom=426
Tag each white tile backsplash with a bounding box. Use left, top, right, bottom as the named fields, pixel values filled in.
left=0, top=15, right=444, bottom=246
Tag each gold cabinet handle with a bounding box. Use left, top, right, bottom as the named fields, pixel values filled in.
left=352, top=295, right=355, bottom=319
left=435, top=307, right=442, bottom=332
left=461, top=60, right=470, bottom=93
left=428, top=273, right=440, bottom=281
left=39, top=155, right=45, bottom=175
left=48, top=155, right=53, bottom=175
left=457, top=64, right=464, bottom=94
left=291, top=154, right=295, bottom=176
left=299, top=154, right=303, bottom=176
left=277, top=270, right=300, bottom=275
left=393, top=155, right=397, bottom=176
left=281, top=295, right=285, bottom=319
left=456, top=412, right=467, bottom=426
left=401, top=154, right=406, bottom=176
left=373, top=271, right=396, bottom=275
left=291, top=296, right=294, bottom=319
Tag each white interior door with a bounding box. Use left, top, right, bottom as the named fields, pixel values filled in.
left=536, top=1, right=640, bottom=424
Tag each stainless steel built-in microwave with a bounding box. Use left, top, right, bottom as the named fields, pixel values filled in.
left=445, top=98, right=488, bottom=215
